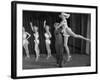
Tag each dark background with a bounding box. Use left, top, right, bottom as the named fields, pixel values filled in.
left=23, top=10, right=91, bottom=56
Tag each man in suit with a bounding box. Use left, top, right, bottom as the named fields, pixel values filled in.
left=54, top=22, right=64, bottom=67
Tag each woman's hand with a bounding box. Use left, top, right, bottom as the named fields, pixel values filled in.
left=44, top=20, right=46, bottom=23
left=44, top=20, right=46, bottom=28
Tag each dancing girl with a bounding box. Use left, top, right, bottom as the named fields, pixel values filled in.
left=22, top=27, right=31, bottom=59
left=30, top=22, right=40, bottom=61
left=43, top=20, right=52, bottom=59
left=57, top=12, right=90, bottom=62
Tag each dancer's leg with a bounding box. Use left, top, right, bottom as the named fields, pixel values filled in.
left=67, top=28, right=90, bottom=41
left=37, top=44, right=40, bottom=56
left=35, top=44, right=40, bottom=61
left=64, top=37, right=71, bottom=62
left=24, top=44, right=30, bottom=58
left=76, top=35, right=90, bottom=41
left=46, top=42, right=51, bottom=59
left=65, top=45, right=71, bottom=62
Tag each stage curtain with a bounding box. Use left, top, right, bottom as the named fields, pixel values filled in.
left=69, top=13, right=91, bottom=54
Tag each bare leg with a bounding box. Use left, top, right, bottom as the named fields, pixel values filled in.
left=46, top=43, right=51, bottom=59
left=64, top=37, right=72, bottom=62
left=67, top=28, right=90, bottom=42
left=24, top=44, right=30, bottom=59
left=75, top=35, right=90, bottom=41
left=35, top=44, right=40, bottom=61
left=65, top=45, right=72, bottom=62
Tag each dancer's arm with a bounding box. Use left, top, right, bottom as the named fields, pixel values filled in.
left=30, top=22, right=34, bottom=32
left=44, top=20, right=46, bottom=28
left=26, top=32, right=31, bottom=39
left=57, top=21, right=63, bottom=29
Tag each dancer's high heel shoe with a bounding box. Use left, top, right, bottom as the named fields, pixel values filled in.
left=46, top=54, right=51, bottom=60
left=35, top=57, right=39, bottom=62
left=67, top=55, right=72, bottom=62
left=35, top=55, right=40, bottom=62
left=86, top=38, right=91, bottom=42
left=25, top=55, right=30, bottom=59
left=63, top=59, right=67, bottom=64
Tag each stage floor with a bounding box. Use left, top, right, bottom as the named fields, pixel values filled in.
left=23, top=53, right=90, bottom=69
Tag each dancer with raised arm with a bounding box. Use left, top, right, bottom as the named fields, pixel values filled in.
left=22, top=27, right=31, bottom=59
left=30, top=22, right=40, bottom=61
left=44, top=20, right=52, bottom=59
left=57, top=12, right=90, bottom=62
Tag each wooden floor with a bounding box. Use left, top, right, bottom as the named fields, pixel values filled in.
left=23, top=53, right=90, bottom=69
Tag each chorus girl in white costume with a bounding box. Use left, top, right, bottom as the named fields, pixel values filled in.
left=30, top=22, right=40, bottom=61
left=22, top=27, right=31, bottom=59
left=57, top=12, right=90, bottom=62
left=44, top=20, right=52, bottom=59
